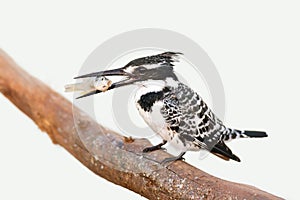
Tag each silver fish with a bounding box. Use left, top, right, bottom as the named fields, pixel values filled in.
left=65, top=76, right=112, bottom=96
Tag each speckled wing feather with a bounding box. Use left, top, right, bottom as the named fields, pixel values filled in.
left=161, top=83, right=224, bottom=150
left=160, top=92, right=181, bottom=132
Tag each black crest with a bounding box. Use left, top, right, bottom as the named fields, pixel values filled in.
left=125, top=52, right=182, bottom=68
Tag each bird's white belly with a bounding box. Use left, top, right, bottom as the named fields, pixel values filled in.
left=135, top=100, right=199, bottom=152
left=134, top=85, right=195, bottom=151
left=136, top=101, right=174, bottom=142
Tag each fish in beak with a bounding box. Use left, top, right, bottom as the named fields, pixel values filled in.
left=70, top=67, right=137, bottom=99
left=65, top=75, right=112, bottom=98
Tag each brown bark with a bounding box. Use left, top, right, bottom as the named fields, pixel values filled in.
left=0, top=49, right=282, bottom=200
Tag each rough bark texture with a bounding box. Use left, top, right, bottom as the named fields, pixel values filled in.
left=0, top=49, right=282, bottom=200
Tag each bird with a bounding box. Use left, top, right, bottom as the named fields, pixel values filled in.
left=73, top=51, right=267, bottom=163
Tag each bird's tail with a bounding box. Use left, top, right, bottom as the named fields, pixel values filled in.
left=211, top=141, right=241, bottom=162
left=222, top=128, right=267, bottom=142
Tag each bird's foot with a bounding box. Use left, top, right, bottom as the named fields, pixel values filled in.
left=142, top=140, right=167, bottom=153
left=160, top=152, right=186, bottom=166
left=143, top=145, right=166, bottom=153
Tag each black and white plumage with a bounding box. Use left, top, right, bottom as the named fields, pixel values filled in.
left=73, top=52, right=267, bottom=163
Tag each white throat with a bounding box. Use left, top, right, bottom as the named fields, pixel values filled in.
left=133, top=77, right=179, bottom=102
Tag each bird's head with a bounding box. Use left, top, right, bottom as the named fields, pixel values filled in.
left=75, top=52, right=182, bottom=99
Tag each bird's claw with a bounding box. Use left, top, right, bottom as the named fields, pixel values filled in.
left=160, top=152, right=186, bottom=166
left=143, top=146, right=166, bottom=153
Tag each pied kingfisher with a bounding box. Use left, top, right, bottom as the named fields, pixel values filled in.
left=74, top=52, right=267, bottom=163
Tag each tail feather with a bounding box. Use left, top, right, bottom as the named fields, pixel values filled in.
left=211, top=141, right=241, bottom=162
left=243, top=130, right=268, bottom=138
left=223, top=128, right=268, bottom=142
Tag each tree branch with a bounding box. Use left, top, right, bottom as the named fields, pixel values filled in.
left=0, top=49, right=282, bottom=200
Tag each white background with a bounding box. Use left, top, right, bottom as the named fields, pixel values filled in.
left=1, top=1, right=299, bottom=199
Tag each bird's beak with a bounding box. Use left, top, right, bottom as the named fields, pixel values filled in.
left=74, top=68, right=137, bottom=99
left=74, top=68, right=128, bottom=79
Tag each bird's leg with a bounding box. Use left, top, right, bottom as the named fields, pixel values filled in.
left=143, top=140, right=167, bottom=153
left=160, top=152, right=186, bottom=165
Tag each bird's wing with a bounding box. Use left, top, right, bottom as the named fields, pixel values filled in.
left=161, top=83, right=223, bottom=150
left=160, top=93, right=181, bottom=132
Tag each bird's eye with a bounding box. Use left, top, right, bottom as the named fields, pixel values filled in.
left=138, top=67, right=147, bottom=72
